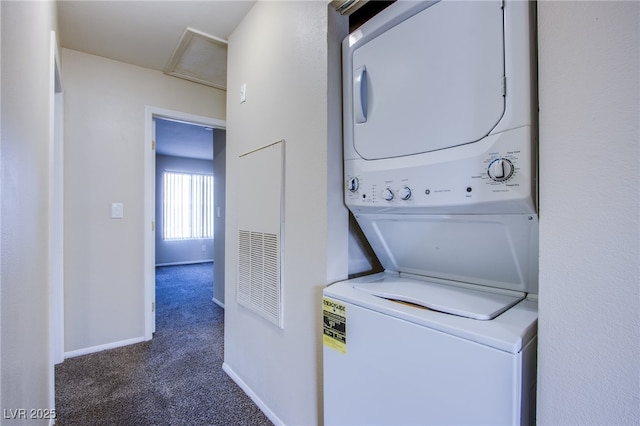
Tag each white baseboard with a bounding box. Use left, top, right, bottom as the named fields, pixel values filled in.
left=155, top=260, right=213, bottom=267
left=63, top=336, right=145, bottom=359
left=212, top=296, right=225, bottom=309
left=222, top=362, right=284, bottom=426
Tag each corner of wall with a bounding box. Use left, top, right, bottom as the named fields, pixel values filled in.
left=223, top=2, right=350, bottom=425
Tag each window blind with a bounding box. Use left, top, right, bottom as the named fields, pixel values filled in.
left=163, top=171, right=214, bottom=240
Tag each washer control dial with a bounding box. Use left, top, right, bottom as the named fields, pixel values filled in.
left=347, top=177, right=359, bottom=192
left=382, top=188, right=394, bottom=201
left=488, top=158, right=515, bottom=182
left=399, top=186, right=412, bottom=200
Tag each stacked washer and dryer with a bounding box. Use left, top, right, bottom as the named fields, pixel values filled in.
left=322, top=1, right=538, bottom=425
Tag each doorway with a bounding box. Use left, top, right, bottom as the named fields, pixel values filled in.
left=144, top=107, right=226, bottom=338
left=155, top=118, right=215, bottom=266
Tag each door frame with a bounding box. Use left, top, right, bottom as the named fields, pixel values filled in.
left=49, top=29, right=64, bottom=411
left=144, top=106, right=226, bottom=339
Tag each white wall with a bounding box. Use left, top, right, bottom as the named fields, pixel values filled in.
left=0, top=0, right=58, bottom=419
left=223, top=2, right=348, bottom=425
left=62, top=49, right=225, bottom=353
left=537, top=2, right=639, bottom=424
left=1, top=1, right=3, bottom=411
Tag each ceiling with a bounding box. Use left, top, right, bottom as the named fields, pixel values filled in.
left=57, top=0, right=255, bottom=159
left=155, top=118, right=215, bottom=160
left=57, top=1, right=255, bottom=77
left=56, top=1, right=380, bottom=161
left=57, top=1, right=255, bottom=160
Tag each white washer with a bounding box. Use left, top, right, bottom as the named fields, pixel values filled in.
left=323, top=1, right=538, bottom=424
left=323, top=273, right=538, bottom=425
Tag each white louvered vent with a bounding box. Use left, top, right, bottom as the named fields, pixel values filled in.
left=238, top=230, right=281, bottom=326
left=236, top=140, right=285, bottom=328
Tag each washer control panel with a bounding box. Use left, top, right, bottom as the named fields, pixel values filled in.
left=487, top=158, right=515, bottom=182
left=345, top=129, right=536, bottom=214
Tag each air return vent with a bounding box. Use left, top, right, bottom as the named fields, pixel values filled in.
left=236, top=141, right=285, bottom=328
left=238, top=231, right=280, bottom=326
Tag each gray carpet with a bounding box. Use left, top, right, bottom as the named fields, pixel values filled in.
left=55, top=262, right=272, bottom=426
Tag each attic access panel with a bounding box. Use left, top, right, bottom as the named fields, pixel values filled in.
left=164, top=27, right=228, bottom=90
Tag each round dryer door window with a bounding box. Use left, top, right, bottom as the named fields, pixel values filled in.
left=350, top=0, right=505, bottom=160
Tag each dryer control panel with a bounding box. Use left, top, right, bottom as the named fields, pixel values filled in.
left=345, top=127, right=536, bottom=215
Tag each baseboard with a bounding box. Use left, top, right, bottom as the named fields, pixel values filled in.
left=155, top=260, right=213, bottom=267
left=222, top=362, right=284, bottom=426
left=212, top=296, right=225, bottom=309
left=63, top=336, right=145, bottom=359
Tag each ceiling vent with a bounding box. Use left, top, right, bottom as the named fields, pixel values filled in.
left=164, top=27, right=227, bottom=90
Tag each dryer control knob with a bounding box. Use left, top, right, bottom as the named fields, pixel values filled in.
left=488, top=158, right=515, bottom=182
left=399, top=186, right=412, bottom=200
left=347, top=177, right=359, bottom=192
left=382, top=188, right=394, bottom=201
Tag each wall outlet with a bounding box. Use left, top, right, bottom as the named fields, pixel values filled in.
left=202, top=245, right=207, bottom=252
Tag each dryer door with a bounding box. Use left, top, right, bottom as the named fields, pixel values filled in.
left=350, top=0, right=505, bottom=160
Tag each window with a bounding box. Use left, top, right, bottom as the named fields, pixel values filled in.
left=163, top=171, right=214, bottom=240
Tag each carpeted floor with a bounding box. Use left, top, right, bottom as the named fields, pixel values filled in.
left=55, top=262, right=272, bottom=426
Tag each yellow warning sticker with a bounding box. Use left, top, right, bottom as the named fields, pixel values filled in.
left=322, top=297, right=347, bottom=354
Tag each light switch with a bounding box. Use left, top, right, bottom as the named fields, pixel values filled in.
left=240, top=83, right=247, bottom=104
left=111, top=203, right=124, bottom=219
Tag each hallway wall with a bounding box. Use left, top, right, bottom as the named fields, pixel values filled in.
left=0, top=0, right=58, bottom=416
left=62, top=49, right=225, bottom=354
left=537, top=2, right=639, bottom=423
left=223, top=2, right=349, bottom=424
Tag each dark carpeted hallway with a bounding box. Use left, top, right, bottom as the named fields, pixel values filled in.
left=55, top=262, right=272, bottom=425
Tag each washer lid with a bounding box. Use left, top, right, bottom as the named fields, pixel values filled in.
left=349, top=0, right=505, bottom=160
left=324, top=272, right=539, bottom=353
left=354, top=213, right=539, bottom=294
left=354, top=277, right=524, bottom=321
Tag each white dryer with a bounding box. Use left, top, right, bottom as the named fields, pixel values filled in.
left=323, top=0, right=538, bottom=425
